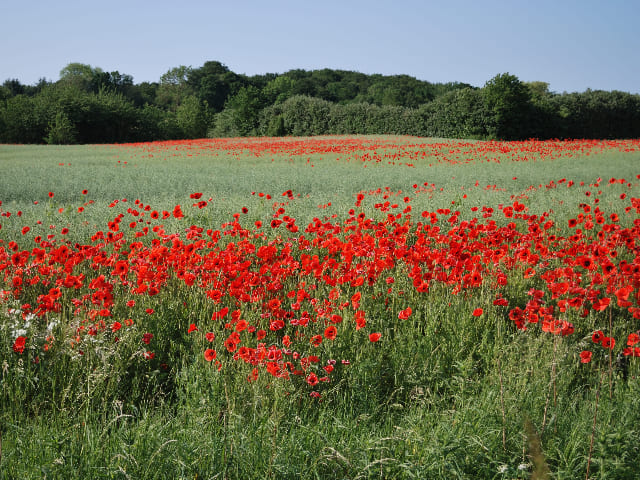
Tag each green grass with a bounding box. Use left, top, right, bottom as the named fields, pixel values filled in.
left=1, top=136, right=640, bottom=479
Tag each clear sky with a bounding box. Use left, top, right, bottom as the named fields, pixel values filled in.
left=2, top=0, right=639, bottom=94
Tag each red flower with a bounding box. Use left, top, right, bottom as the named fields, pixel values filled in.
left=172, top=205, right=184, bottom=218
left=13, top=336, right=27, bottom=354
left=306, top=373, right=319, bottom=386
left=188, top=323, right=198, bottom=333
left=472, top=308, right=483, bottom=317
left=627, top=333, right=640, bottom=346
left=398, top=307, right=412, bottom=320
left=602, top=337, right=615, bottom=350
left=324, top=325, right=337, bottom=340
left=580, top=350, right=592, bottom=363
left=48, top=192, right=54, bottom=198
left=204, top=348, right=217, bottom=362
left=111, top=321, right=122, bottom=332
left=142, top=333, right=153, bottom=345
left=143, top=351, right=155, bottom=360
left=205, top=332, right=215, bottom=342
left=369, top=332, right=381, bottom=342
left=592, top=330, right=604, bottom=343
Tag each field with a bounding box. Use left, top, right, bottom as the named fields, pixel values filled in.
left=1, top=136, right=640, bottom=479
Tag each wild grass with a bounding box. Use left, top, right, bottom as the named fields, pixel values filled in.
left=1, top=136, right=640, bottom=479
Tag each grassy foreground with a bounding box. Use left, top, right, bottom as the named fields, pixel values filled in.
left=1, top=136, right=640, bottom=479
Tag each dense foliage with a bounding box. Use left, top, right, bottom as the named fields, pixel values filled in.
left=2, top=62, right=640, bottom=143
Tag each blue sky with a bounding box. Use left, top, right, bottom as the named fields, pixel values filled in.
left=3, top=0, right=639, bottom=94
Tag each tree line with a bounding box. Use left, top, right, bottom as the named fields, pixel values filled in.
left=1, top=61, right=639, bottom=144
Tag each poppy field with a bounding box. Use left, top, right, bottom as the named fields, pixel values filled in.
left=1, top=136, right=640, bottom=479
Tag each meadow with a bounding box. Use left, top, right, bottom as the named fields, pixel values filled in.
left=1, top=135, right=640, bottom=479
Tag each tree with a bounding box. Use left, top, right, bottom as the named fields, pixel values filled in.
left=176, top=95, right=208, bottom=138
left=58, top=63, right=104, bottom=92
left=156, top=66, right=193, bottom=111
left=482, top=73, right=533, bottom=140
left=420, top=87, right=491, bottom=139
left=45, top=111, right=77, bottom=144
left=187, top=61, right=246, bottom=113
left=210, top=86, right=265, bottom=137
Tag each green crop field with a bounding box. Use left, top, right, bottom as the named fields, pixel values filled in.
left=1, top=136, right=640, bottom=479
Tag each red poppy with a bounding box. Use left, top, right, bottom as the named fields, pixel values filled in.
left=143, top=351, right=155, bottom=360
left=398, top=307, right=412, bottom=320
left=306, top=373, right=319, bottom=386
left=627, top=333, right=640, bottom=346
left=188, top=323, right=198, bottom=333
left=142, top=333, right=153, bottom=345
left=580, top=350, right=592, bottom=363
left=592, top=330, right=604, bottom=343
left=602, top=337, right=615, bottom=349
left=324, top=326, right=337, bottom=340
left=204, top=349, right=217, bottom=361
left=13, top=336, right=27, bottom=354
left=369, top=332, right=381, bottom=342
left=472, top=308, right=483, bottom=317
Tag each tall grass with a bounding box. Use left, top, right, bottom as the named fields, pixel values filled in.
left=1, top=136, right=640, bottom=479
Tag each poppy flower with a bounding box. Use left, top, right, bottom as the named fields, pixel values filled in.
left=204, top=349, right=217, bottom=361
left=324, top=326, right=337, bottom=340
left=627, top=333, right=640, bottom=346
left=580, top=350, right=592, bottom=363
left=188, top=323, right=198, bottom=333
left=602, top=337, right=615, bottom=350
left=13, top=336, right=27, bottom=354
left=398, top=307, right=412, bottom=320
left=142, top=333, right=153, bottom=345
left=306, top=373, right=319, bottom=386
left=369, top=332, right=381, bottom=342
left=143, top=351, right=155, bottom=360
left=592, top=330, right=604, bottom=343
left=472, top=308, right=483, bottom=317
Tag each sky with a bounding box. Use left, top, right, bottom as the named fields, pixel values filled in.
left=2, top=0, right=639, bottom=94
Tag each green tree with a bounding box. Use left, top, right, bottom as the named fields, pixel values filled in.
left=262, top=76, right=297, bottom=104
left=187, top=61, right=246, bottom=113
left=175, top=95, right=208, bottom=138
left=58, top=63, right=104, bottom=92
left=156, top=66, right=193, bottom=111
left=45, top=111, right=77, bottom=144
left=420, top=87, right=491, bottom=139
left=482, top=73, right=533, bottom=140
left=0, top=94, right=49, bottom=143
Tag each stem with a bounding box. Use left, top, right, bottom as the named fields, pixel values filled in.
left=586, top=369, right=604, bottom=480
left=498, top=356, right=506, bottom=451
left=608, top=308, right=613, bottom=400
left=497, top=315, right=506, bottom=451
left=541, top=335, right=557, bottom=436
